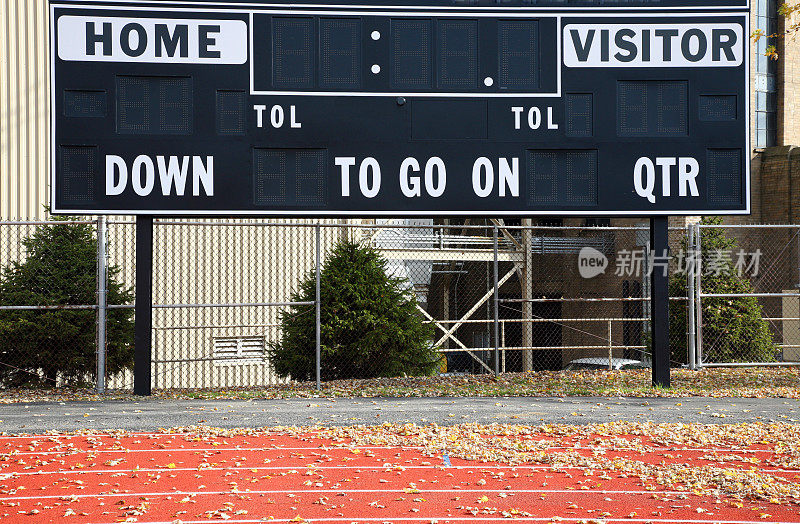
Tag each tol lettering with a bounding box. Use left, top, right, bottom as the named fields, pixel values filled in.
left=254, top=105, right=302, bottom=129
left=511, top=107, right=558, bottom=130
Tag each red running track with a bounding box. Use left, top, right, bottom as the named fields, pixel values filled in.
left=0, top=430, right=797, bottom=524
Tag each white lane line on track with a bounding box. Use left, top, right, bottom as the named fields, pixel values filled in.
left=0, top=446, right=408, bottom=455
left=0, top=434, right=326, bottom=441
left=0, top=433, right=177, bottom=439
left=93, top=519, right=800, bottom=524
left=1, top=445, right=785, bottom=455
left=0, top=432, right=330, bottom=440
left=0, top=488, right=691, bottom=501
left=3, top=464, right=796, bottom=476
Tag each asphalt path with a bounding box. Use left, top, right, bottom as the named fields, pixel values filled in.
left=0, top=396, right=799, bottom=433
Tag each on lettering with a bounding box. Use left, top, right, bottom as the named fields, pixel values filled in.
left=472, top=157, right=519, bottom=198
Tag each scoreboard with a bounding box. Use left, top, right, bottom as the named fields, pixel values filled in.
left=50, top=0, right=750, bottom=216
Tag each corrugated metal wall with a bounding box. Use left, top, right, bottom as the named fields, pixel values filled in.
left=0, top=2, right=357, bottom=389
left=144, top=220, right=343, bottom=389
left=0, top=0, right=49, bottom=220
left=105, top=219, right=349, bottom=390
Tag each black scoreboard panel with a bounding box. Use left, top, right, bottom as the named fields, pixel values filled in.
left=51, top=0, right=750, bottom=216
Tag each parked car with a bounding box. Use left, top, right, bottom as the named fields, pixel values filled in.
left=563, top=358, right=650, bottom=371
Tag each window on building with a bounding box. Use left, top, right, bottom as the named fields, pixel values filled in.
left=755, top=0, right=778, bottom=148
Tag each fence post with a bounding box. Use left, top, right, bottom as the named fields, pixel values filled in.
left=501, top=321, right=506, bottom=373
left=493, top=225, right=500, bottom=376
left=96, top=215, right=108, bottom=394
left=134, top=216, right=153, bottom=396
left=315, top=225, right=321, bottom=391
left=650, top=216, right=670, bottom=388
left=695, top=223, right=703, bottom=367
left=521, top=220, right=533, bottom=371
left=687, top=225, right=697, bottom=370
left=608, top=319, right=613, bottom=370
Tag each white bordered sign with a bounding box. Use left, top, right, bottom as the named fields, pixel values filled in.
left=50, top=0, right=750, bottom=216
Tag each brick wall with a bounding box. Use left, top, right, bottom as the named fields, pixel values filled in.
left=742, top=146, right=800, bottom=223
left=727, top=147, right=800, bottom=319
left=750, top=8, right=758, bottom=153
left=778, top=12, right=800, bottom=147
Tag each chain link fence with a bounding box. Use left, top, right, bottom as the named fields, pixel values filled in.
left=1, top=217, right=795, bottom=393
left=0, top=220, right=109, bottom=388
left=695, top=223, right=800, bottom=367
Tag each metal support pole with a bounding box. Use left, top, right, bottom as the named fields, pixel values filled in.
left=650, top=216, right=670, bottom=388
left=521, top=219, right=533, bottom=371
left=134, top=216, right=153, bottom=396
left=608, top=319, right=613, bottom=370
left=501, top=321, right=506, bottom=373
left=687, top=226, right=697, bottom=370
left=695, top=224, right=703, bottom=367
left=96, top=216, right=108, bottom=394
left=493, top=226, right=500, bottom=376
left=315, top=225, right=321, bottom=391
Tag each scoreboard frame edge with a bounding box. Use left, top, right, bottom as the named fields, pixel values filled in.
left=48, top=1, right=752, bottom=217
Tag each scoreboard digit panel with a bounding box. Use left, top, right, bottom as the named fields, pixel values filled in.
left=50, top=0, right=750, bottom=216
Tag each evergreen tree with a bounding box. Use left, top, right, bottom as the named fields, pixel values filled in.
left=270, top=240, right=440, bottom=381
left=670, top=217, right=775, bottom=365
left=0, top=219, right=134, bottom=387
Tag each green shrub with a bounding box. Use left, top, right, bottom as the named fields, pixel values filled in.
left=0, top=219, right=134, bottom=387
left=670, top=217, right=775, bottom=365
left=270, top=240, right=440, bottom=381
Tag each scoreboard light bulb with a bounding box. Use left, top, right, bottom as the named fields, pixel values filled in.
left=371, top=64, right=381, bottom=74
left=484, top=76, right=494, bottom=87
left=371, top=30, right=381, bottom=40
